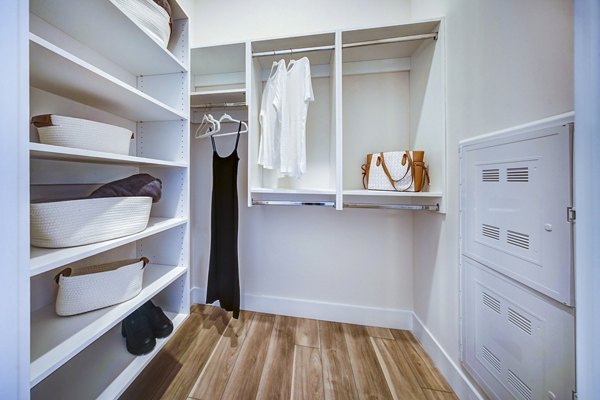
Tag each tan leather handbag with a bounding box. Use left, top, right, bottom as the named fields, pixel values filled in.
left=362, top=150, right=430, bottom=192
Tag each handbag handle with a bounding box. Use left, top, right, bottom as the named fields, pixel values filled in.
left=379, top=151, right=413, bottom=192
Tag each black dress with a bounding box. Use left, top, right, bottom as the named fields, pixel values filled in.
left=206, top=123, right=241, bottom=319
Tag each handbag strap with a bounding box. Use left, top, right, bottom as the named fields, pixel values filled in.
left=379, top=151, right=413, bottom=192
left=413, top=161, right=431, bottom=187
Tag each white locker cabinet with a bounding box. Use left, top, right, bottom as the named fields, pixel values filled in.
left=462, top=258, right=575, bottom=400
left=461, top=121, right=574, bottom=305
left=460, top=114, right=576, bottom=400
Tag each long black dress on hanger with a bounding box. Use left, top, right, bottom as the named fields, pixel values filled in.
left=206, top=122, right=241, bottom=319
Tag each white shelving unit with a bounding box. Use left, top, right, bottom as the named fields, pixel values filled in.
left=233, top=20, right=445, bottom=211
left=27, top=0, right=190, bottom=397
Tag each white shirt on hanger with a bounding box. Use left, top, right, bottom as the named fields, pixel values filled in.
left=280, top=57, right=314, bottom=179
left=258, top=59, right=287, bottom=170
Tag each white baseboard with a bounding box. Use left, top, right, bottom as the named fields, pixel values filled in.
left=412, top=314, right=486, bottom=400
left=190, top=287, right=413, bottom=329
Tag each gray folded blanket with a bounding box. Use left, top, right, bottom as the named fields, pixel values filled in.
left=88, top=173, right=162, bottom=203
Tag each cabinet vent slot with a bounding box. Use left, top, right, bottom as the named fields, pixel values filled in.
left=482, top=345, right=501, bottom=373
left=482, top=224, right=500, bottom=240
left=507, top=230, right=530, bottom=250
left=482, top=292, right=501, bottom=314
left=482, top=169, right=500, bottom=182
left=508, top=369, right=533, bottom=400
left=508, top=308, right=532, bottom=335
left=507, top=167, right=529, bottom=182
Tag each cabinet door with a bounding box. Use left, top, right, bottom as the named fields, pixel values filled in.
left=461, top=123, right=573, bottom=305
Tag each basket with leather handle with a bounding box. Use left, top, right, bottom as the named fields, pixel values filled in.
left=362, top=150, right=430, bottom=192
left=54, top=257, right=149, bottom=316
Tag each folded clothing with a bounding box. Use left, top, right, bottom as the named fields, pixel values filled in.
left=88, top=173, right=162, bottom=203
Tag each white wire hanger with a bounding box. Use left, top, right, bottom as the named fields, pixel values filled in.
left=196, top=113, right=248, bottom=139
left=194, top=113, right=220, bottom=139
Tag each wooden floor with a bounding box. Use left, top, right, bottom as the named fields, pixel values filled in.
left=121, top=305, right=457, bottom=400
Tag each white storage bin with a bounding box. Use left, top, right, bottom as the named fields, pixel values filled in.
left=30, top=196, right=152, bottom=248
left=55, top=257, right=147, bottom=316
left=113, top=0, right=171, bottom=49
left=32, top=114, right=133, bottom=155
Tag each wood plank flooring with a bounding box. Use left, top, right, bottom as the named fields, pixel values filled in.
left=121, top=305, right=457, bottom=400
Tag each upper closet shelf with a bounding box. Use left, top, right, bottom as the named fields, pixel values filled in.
left=191, top=88, right=246, bottom=107
left=30, top=0, right=187, bottom=76
left=29, top=33, right=187, bottom=122
left=30, top=143, right=187, bottom=168
left=30, top=217, right=188, bottom=277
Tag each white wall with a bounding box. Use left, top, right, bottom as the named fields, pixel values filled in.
left=0, top=0, right=29, bottom=397
left=187, top=0, right=417, bottom=325
left=411, top=0, right=573, bottom=379
left=185, top=0, right=411, bottom=47
left=574, top=0, right=600, bottom=398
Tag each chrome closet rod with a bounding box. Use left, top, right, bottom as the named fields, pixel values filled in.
left=251, top=32, right=438, bottom=58
left=343, top=202, right=440, bottom=211
left=191, top=101, right=247, bottom=109
left=252, top=200, right=336, bottom=207
left=251, top=199, right=439, bottom=211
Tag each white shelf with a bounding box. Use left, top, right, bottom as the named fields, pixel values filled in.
left=30, top=217, right=188, bottom=277
left=343, top=189, right=443, bottom=197
left=30, top=264, right=186, bottom=387
left=191, top=88, right=246, bottom=106
left=251, top=188, right=337, bottom=195
left=30, top=143, right=187, bottom=168
left=29, top=33, right=187, bottom=122
left=31, top=311, right=188, bottom=399
left=30, top=0, right=187, bottom=76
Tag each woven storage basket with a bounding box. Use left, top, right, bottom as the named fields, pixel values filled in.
left=32, top=114, right=133, bottom=155
left=114, top=0, right=171, bottom=48
left=55, top=258, right=147, bottom=316
left=30, top=197, right=152, bottom=248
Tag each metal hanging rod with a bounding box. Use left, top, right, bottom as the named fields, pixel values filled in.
left=251, top=199, right=439, bottom=211
left=253, top=45, right=335, bottom=58
left=252, top=200, right=336, bottom=207
left=191, top=101, right=247, bottom=109
left=252, top=32, right=438, bottom=58
left=344, top=202, right=440, bottom=211
left=342, top=32, right=438, bottom=49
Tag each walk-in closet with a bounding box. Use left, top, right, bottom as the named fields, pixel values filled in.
left=2, top=0, right=597, bottom=399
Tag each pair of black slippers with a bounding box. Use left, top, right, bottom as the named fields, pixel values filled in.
left=121, top=300, right=173, bottom=355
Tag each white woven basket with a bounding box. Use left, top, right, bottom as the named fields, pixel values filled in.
left=113, top=0, right=171, bottom=48
left=34, top=114, right=133, bottom=155
left=30, top=197, right=152, bottom=248
left=55, top=258, right=147, bottom=316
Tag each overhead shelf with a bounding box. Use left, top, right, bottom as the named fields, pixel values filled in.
left=29, top=33, right=187, bottom=122
left=30, top=143, right=187, bottom=168
left=29, top=0, right=187, bottom=76
left=30, top=217, right=188, bottom=276
left=190, top=88, right=246, bottom=106
left=30, top=264, right=187, bottom=387
left=31, top=312, right=188, bottom=399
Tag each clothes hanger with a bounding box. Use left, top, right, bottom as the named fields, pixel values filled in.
left=196, top=113, right=248, bottom=139
left=194, top=114, right=220, bottom=139
left=216, top=113, right=249, bottom=136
